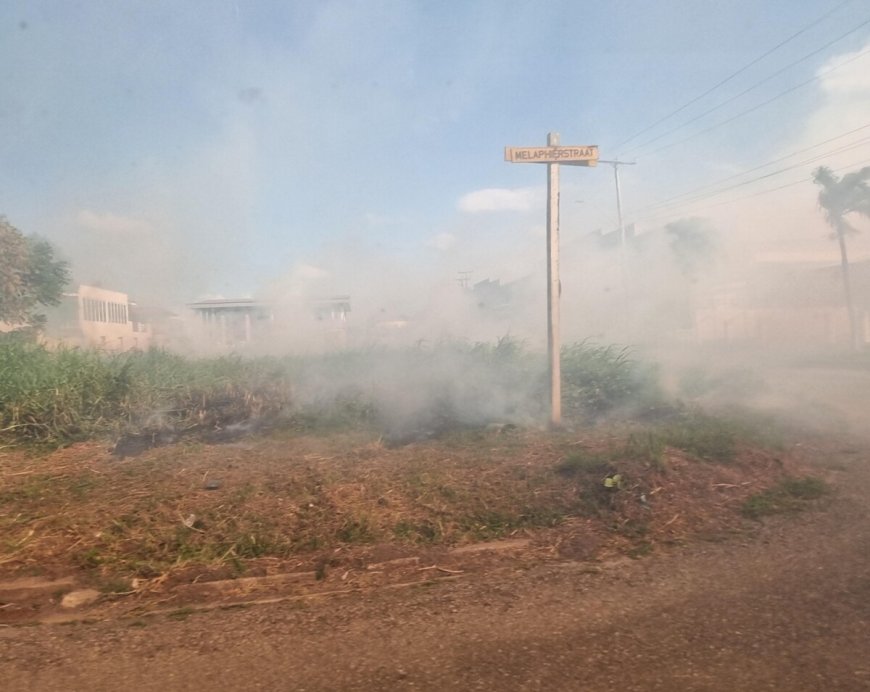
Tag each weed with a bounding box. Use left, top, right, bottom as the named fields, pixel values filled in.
left=463, top=510, right=520, bottom=540
left=336, top=515, right=376, bottom=543
left=678, top=367, right=765, bottom=400
left=314, top=559, right=329, bottom=581
left=393, top=519, right=441, bottom=543
left=167, top=606, right=196, bottom=621
left=741, top=477, right=828, bottom=519
left=615, top=518, right=649, bottom=539
left=0, top=338, right=663, bottom=447
left=436, top=485, right=458, bottom=501
left=555, top=451, right=613, bottom=477
left=658, top=411, right=739, bottom=463
left=627, top=542, right=654, bottom=559
left=99, top=578, right=131, bottom=594
left=67, top=476, right=97, bottom=499
left=230, top=533, right=275, bottom=559
left=623, top=431, right=666, bottom=469
left=0, top=343, right=293, bottom=446
left=73, top=548, right=104, bottom=569
left=561, top=342, right=663, bottom=420
left=778, top=477, right=828, bottom=499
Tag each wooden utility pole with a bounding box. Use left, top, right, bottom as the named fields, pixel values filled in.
left=598, top=160, right=636, bottom=288
left=505, top=134, right=599, bottom=426
left=546, top=132, right=562, bottom=425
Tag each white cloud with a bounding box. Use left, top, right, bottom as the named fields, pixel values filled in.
left=364, top=212, right=409, bottom=227
left=295, top=263, right=330, bottom=279
left=75, top=209, right=154, bottom=237
left=724, top=40, right=870, bottom=263
left=817, top=44, right=870, bottom=95
left=427, top=232, right=456, bottom=251
left=458, top=186, right=543, bottom=213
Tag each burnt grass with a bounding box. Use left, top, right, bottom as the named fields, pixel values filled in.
left=0, top=419, right=825, bottom=591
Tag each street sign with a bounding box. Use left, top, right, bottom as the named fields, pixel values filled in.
left=504, top=134, right=599, bottom=426
left=504, top=145, right=599, bottom=166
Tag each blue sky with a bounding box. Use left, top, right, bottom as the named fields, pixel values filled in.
left=2, top=0, right=869, bottom=306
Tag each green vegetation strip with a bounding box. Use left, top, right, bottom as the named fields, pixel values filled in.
left=0, top=338, right=663, bottom=446
left=741, top=477, right=828, bottom=519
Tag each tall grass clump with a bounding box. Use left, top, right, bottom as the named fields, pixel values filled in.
left=0, top=342, right=294, bottom=445
left=0, top=337, right=664, bottom=447
left=561, top=342, right=662, bottom=420
left=118, top=349, right=293, bottom=429
left=0, top=341, right=125, bottom=441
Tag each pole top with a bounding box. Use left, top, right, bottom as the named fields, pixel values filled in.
left=548, top=132, right=560, bottom=146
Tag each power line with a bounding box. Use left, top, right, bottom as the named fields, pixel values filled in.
left=634, top=138, right=870, bottom=218
left=738, top=157, right=870, bottom=200
left=625, top=17, right=870, bottom=154
left=610, top=0, right=854, bottom=151
left=629, top=122, right=870, bottom=214
left=630, top=126, right=870, bottom=217
left=633, top=157, right=870, bottom=227
left=642, top=46, right=870, bottom=157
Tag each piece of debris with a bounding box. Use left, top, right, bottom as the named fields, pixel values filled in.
left=180, top=514, right=205, bottom=532
left=203, top=479, right=222, bottom=490
left=366, top=556, right=421, bottom=570
left=60, top=589, right=101, bottom=609
left=418, top=565, right=464, bottom=575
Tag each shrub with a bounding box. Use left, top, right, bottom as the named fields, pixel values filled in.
left=561, top=342, right=662, bottom=420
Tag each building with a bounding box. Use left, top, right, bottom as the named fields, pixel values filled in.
left=694, top=261, right=870, bottom=347
left=187, top=295, right=351, bottom=352
left=41, top=284, right=154, bottom=351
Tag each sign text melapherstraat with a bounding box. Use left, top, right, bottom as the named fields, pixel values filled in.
left=504, top=145, right=599, bottom=165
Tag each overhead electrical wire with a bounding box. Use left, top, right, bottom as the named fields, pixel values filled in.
left=632, top=155, right=870, bottom=227
left=640, top=46, right=870, bottom=157
left=629, top=123, right=870, bottom=216
left=634, top=139, right=870, bottom=221
left=736, top=157, right=870, bottom=201
left=624, top=17, right=870, bottom=154
left=610, top=0, right=855, bottom=151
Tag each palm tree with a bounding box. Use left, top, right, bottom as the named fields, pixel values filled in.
left=812, top=166, right=870, bottom=350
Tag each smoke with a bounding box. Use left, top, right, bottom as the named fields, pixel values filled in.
left=5, top=4, right=870, bottom=439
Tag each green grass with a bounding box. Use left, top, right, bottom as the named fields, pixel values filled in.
left=741, top=477, right=828, bottom=519
left=0, top=338, right=662, bottom=447
left=622, top=431, right=667, bottom=468
left=166, top=606, right=196, bottom=621
left=0, top=341, right=293, bottom=445
left=561, top=342, right=663, bottom=420
left=393, top=519, right=442, bottom=543
left=554, top=450, right=614, bottom=477
left=658, top=411, right=739, bottom=463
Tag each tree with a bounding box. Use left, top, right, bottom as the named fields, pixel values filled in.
left=664, top=217, right=717, bottom=281
left=812, top=166, right=870, bottom=350
left=0, top=216, right=70, bottom=330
